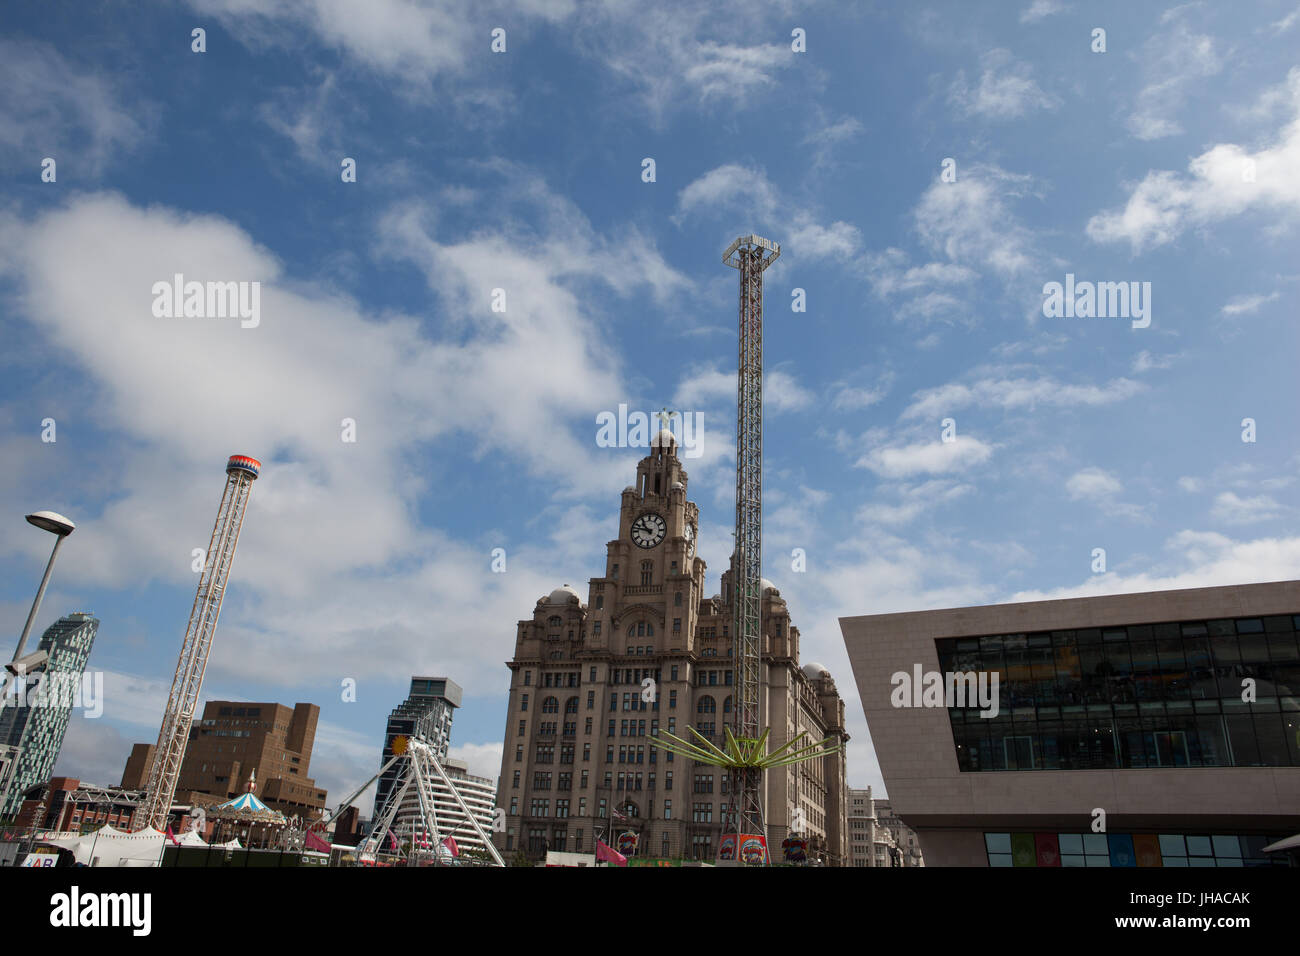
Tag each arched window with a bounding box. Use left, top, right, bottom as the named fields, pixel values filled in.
left=627, top=624, right=636, bottom=637
left=548, top=616, right=562, bottom=627
left=646, top=622, right=654, bottom=636
left=637, top=622, right=645, bottom=637
left=697, top=696, right=716, bottom=714
left=723, top=696, right=733, bottom=714
left=565, top=697, right=579, bottom=714
left=542, top=697, right=559, bottom=714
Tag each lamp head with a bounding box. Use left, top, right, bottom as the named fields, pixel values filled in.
left=25, top=511, right=75, bottom=536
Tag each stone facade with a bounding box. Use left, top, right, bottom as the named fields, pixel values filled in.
left=495, top=433, right=849, bottom=864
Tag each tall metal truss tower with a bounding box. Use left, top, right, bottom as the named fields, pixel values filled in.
left=139, top=455, right=261, bottom=831
left=723, top=234, right=780, bottom=846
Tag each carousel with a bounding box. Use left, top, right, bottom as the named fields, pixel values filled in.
left=195, top=770, right=289, bottom=848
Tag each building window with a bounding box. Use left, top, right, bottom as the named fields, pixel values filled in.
left=641, top=562, right=653, bottom=586
left=512, top=771, right=520, bottom=789
left=596, top=596, right=604, bottom=609
left=518, top=720, right=526, bottom=737
left=520, top=694, right=528, bottom=712
left=675, top=592, right=682, bottom=607
left=524, top=671, right=531, bottom=686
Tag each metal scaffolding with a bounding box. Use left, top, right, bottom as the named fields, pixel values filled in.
left=138, top=456, right=260, bottom=831
left=723, top=234, right=780, bottom=850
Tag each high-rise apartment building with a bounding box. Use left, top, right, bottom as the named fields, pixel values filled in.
left=0, top=612, right=99, bottom=816
left=374, top=677, right=462, bottom=825
left=494, top=433, right=849, bottom=863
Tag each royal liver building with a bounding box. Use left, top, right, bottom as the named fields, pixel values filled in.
left=494, top=431, right=849, bottom=865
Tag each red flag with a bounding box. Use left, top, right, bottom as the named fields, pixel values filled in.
left=305, top=829, right=331, bottom=853
left=387, top=830, right=398, bottom=851
left=165, top=827, right=181, bottom=846
left=596, top=840, right=627, bottom=866
left=442, top=836, right=459, bottom=857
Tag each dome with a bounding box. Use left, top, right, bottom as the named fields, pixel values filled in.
left=622, top=486, right=636, bottom=494
left=546, top=584, right=582, bottom=605
left=671, top=480, right=684, bottom=491
left=651, top=428, right=677, bottom=448
left=803, top=662, right=830, bottom=680
left=761, top=577, right=777, bottom=594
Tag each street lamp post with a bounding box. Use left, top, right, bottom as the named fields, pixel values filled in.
left=8, top=511, right=76, bottom=672
left=1, top=512, right=75, bottom=820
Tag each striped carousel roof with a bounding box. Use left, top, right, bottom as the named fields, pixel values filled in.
left=215, top=791, right=273, bottom=814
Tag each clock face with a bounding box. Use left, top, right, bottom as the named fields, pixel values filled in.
left=630, top=512, right=667, bottom=549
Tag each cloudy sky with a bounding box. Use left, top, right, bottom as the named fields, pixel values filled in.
left=0, top=1, right=1297, bottom=809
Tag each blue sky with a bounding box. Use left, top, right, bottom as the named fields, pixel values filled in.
left=1, top=0, right=1297, bottom=808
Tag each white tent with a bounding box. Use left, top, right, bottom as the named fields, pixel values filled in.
left=31, top=825, right=166, bottom=867
left=177, top=829, right=208, bottom=847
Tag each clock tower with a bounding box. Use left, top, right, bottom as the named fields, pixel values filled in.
left=494, top=427, right=850, bottom=864
left=588, top=429, right=703, bottom=654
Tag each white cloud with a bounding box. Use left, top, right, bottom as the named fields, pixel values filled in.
left=675, top=164, right=861, bottom=262
left=448, top=741, right=505, bottom=783
left=1211, top=491, right=1286, bottom=524
left=1089, top=68, right=1300, bottom=252
left=913, top=165, right=1040, bottom=279
left=856, top=435, right=993, bottom=478
left=671, top=363, right=811, bottom=413
left=948, top=49, right=1059, bottom=120
left=831, top=384, right=888, bottom=411
left=1006, top=530, right=1300, bottom=602
left=0, top=38, right=148, bottom=175
left=1221, top=291, right=1280, bottom=315
left=0, top=177, right=691, bottom=693
left=1126, top=18, right=1222, bottom=140
left=902, top=375, right=1143, bottom=419
left=1066, top=467, right=1123, bottom=501
left=1020, top=0, right=1067, bottom=22
left=676, top=164, right=779, bottom=220
left=1273, top=5, right=1300, bottom=33
left=855, top=479, right=973, bottom=526
left=1178, top=476, right=1203, bottom=493
left=1132, top=350, right=1179, bottom=373
left=1065, top=466, right=1148, bottom=520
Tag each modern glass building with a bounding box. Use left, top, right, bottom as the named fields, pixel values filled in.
left=840, top=581, right=1300, bottom=866
left=0, top=612, right=99, bottom=817
left=938, top=614, right=1300, bottom=771
left=373, top=676, right=462, bottom=824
